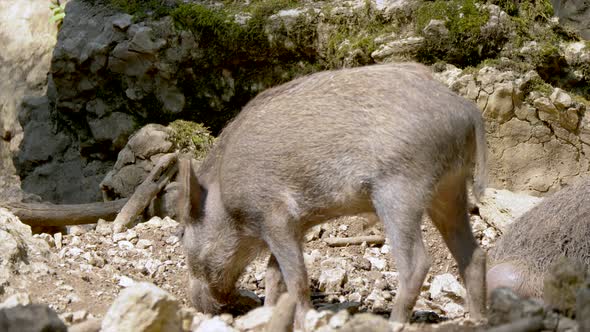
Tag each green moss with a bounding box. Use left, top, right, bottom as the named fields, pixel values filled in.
left=168, top=120, right=215, bottom=159
left=415, top=0, right=495, bottom=66
left=526, top=76, right=553, bottom=95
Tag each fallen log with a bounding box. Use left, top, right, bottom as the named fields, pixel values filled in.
left=112, top=152, right=178, bottom=233
left=324, top=235, right=385, bottom=247
left=0, top=199, right=127, bottom=227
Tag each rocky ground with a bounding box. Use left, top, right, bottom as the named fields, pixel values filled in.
left=3, top=200, right=582, bottom=332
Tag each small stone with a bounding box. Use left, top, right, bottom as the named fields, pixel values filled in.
left=69, top=226, right=86, bottom=236
left=193, top=316, right=236, bottom=332
left=136, top=239, right=153, bottom=249
left=54, top=233, right=63, bottom=249
left=165, top=235, right=179, bottom=245
left=348, top=292, right=362, bottom=302
left=0, top=304, right=67, bottom=332
left=117, top=275, right=135, bottom=288
left=329, top=310, right=350, bottom=329
left=125, top=230, right=138, bottom=241
left=304, top=309, right=333, bottom=331
left=429, top=274, right=466, bottom=301
left=304, top=225, right=322, bottom=242
left=72, top=310, right=88, bottom=323
left=95, top=219, right=112, bottom=236
left=318, top=268, right=347, bottom=292
left=118, top=241, right=134, bottom=250
left=442, top=302, right=465, bottom=318
left=367, top=256, right=387, bottom=271
left=550, top=88, right=573, bottom=110
left=366, top=289, right=388, bottom=312
left=234, top=306, right=273, bottom=330
left=113, top=232, right=127, bottom=242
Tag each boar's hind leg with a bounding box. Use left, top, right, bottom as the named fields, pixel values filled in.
left=263, top=212, right=312, bottom=328
left=372, top=178, right=431, bottom=323
left=427, top=170, right=486, bottom=321
left=265, top=254, right=287, bottom=306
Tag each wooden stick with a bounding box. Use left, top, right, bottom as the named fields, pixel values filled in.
left=485, top=316, right=544, bottom=332
left=112, top=152, right=178, bottom=233
left=324, top=235, right=385, bottom=247
left=0, top=199, right=127, bottom=227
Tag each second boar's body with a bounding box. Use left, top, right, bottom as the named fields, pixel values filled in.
left=179, top=62, right=488, bottom=326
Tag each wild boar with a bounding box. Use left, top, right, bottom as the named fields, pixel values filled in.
left=488, top=178, right=590, bottom=298
left=177, top=62, right=488, bottom=326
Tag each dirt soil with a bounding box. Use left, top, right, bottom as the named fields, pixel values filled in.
left=9, top=211, right=496, bottom=329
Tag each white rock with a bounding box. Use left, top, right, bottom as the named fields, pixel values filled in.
left=430, top=274, right=466, bottom=301
left=318, top=268, right=347, bottom=292
left=478, top=188, right=542, bottom=232
left=125, top=230, right=138, bottom=241
left=0, top=293, right=31, bottom=309
left=165, top=235, right=179, bottom=245
left=193, top=316, right=236, bottom=332
left=117, top=275, right=136, bottom=288
left=113, top=232, right=127, bottom=242
left=329, top=310, right=350, bottom=328
left=118, top=240, right=134, bottom=250
left=234, top=306, right=273, bottom=330
left=366, top=289, right=388, bottom=312
left=366, top=256, right=387, bottom=271
left=54, top=232, right=63, bottom=249
left=101, top=282, right=182, bottom=332
left=442, top=302, right=465, bottom=318
left=304, top=309, right=333, bottom=331
left=136, top=239, right=153, bottom=249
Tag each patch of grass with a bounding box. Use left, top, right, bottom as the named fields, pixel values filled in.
left=414, top=0, right=496, bottom=66
left=168, top=120, right=215, bottom=159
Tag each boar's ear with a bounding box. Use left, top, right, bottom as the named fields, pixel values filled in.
left=177, top=157, right=202, bottom=222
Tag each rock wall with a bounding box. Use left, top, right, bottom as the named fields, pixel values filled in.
left=4, top=0, right=590, bottom=203
left=0, top=0, right=57, bottom=202
left=435, top=56, right=590, bottom=195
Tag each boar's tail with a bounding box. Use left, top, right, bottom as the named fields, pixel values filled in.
left=471, top=116, right=488, bottom=202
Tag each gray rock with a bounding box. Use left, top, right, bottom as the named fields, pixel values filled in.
left=0, top=304, right=67, bottom=332
left=488, top=287, right=545, bottom=326
left=543, top=257, right=587, bottom=317
left=101, top=282, right=182, bottom=332
left=552, top=0, right=590, bottom=39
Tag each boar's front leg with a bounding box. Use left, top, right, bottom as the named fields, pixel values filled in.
left=265, top=254, right=288, bottom=306
left=263, top=210, right=312, bottom=329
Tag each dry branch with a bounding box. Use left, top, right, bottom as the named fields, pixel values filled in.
left=112, top=152, right=178, bottom=233
left=324, top=235, right=385, bottom=247
left=0, top=199, right=127, bottom=227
